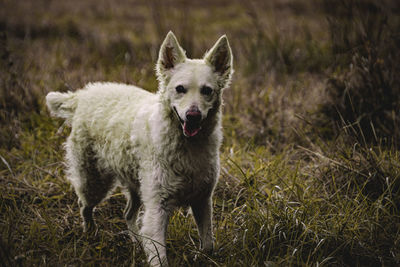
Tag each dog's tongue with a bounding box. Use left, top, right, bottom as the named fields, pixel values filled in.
left=183, top=121, right=201, bottom=137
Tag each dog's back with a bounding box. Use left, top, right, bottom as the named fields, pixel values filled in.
left=46, top=82, right=156, bottom=127
left=46, top=82, right=158, bottom=179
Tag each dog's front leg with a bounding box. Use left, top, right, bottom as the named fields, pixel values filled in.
left=191, top=197, right=214, bottom=254
left=140, top=203, right=169, bottom=267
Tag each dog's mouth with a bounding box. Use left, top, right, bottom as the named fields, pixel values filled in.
left=183, top=120, right=202, bottom=137
left=173, top=107, right=202, bottom=137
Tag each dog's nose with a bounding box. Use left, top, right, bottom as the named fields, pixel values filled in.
left=185, top=106, right=202, bottom=123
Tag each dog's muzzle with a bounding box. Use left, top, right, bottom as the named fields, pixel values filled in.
left=173, top=106, right=202, bottom=137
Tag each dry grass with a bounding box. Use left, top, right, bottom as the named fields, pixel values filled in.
left=1, top=0, right=399, bottom=266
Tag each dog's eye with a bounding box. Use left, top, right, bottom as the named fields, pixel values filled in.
left=175, top=85, right=187, bottom=94
left=201, top=86, right=213, bottom=96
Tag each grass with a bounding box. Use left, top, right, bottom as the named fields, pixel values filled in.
left=1, top=0, right=400, bottom=266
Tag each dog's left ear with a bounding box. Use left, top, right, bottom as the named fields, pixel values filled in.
left=204, top=35, right=233, bottom=89
left=156, top=31, right=187, bottom=82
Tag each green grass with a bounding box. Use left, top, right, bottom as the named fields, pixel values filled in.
left=1, top=0, right=400, bottom=266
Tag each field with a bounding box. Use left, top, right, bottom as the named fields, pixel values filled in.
left=1, top=0, right=400, bottom=266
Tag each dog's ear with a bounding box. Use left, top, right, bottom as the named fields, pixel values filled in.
left=204, top=35, right=233, bottom=89
left=156, top=31, right=186, bottom=81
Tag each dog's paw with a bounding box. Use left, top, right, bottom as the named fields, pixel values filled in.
left=194, top=243, right=215, bottom=263
left=201, top=241, right=214, bottom=255
left=129, top=232, right=142, bottom=245
left=83, top=220, right=97, bottom=234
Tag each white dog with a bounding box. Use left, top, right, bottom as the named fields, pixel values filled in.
left=46, top=31, right=233, bottom=266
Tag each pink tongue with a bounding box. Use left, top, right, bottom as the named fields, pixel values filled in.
left=183, top=122, right=201, bottom=137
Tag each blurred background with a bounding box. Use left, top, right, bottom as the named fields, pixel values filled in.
left=1, top=0, right=400, bottom=266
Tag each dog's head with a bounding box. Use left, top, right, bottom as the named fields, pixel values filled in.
left=156, top=31, right=233, bottom=138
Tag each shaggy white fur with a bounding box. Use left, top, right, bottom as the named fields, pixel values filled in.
left=46, top=31, right=233, bottom=266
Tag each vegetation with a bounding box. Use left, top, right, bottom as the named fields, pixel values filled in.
left=1, top=0, right=399, bottom=266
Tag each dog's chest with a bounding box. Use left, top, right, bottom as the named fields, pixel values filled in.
left=162, top=146, right=217, bottom=207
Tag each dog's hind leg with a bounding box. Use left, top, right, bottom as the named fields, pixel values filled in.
left=124, top=188, right=141, bottom=241
left=66, top=139, right=115, bottom=233
left=75, top=173, right=115, bottom=233
left=78, top=200, right=95, bottom=233
left=78, top=168, right=115, bottom=232
left=78, top=173, right=115, bottom=232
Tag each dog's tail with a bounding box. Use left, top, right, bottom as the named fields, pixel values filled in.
left=46, top=91, right=77, bottom=122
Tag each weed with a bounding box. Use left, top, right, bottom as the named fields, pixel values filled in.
left=323, top=0, right=400, bottom=147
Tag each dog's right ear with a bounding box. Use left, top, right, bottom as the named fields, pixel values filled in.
left=204, top=35, right=233, bottom=90
left=156, top=31, right=186, bottom=83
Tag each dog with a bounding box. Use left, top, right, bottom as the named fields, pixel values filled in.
left=46, top=31, right=233, bottom=266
